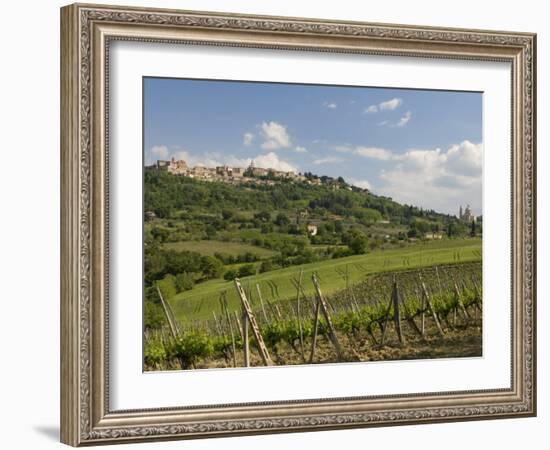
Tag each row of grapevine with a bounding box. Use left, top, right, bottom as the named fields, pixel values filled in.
left=144, top=262, right=482, bottom=370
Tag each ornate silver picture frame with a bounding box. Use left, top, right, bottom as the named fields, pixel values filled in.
left=60, top=3, right=536, bottom=446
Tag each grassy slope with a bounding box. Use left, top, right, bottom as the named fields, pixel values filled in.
left=170, top=238, right=482, bottom=323
left=164, top=240, right=277, bottom=258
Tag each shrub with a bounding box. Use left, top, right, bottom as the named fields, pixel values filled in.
left=169, top=332, right=214, bottom=369
left=144, top=339, right=167, bottom=369
left=144, top=301, right=165, bottom=330
left=224, top=269, right=237, bottom=281
left=174, top=272, right=194, bottom=292
left=259, top=260, right=273, bottom=273
left=237, top=264, right=256, bottom=278
left=156, top=274, right=177, bottom=300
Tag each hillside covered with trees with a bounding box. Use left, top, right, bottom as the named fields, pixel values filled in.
left=143, top=170, right=481, bottom=330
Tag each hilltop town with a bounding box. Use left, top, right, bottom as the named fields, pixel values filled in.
left=148, top=157, right=338, bottom=188
left=147, top=158, right=478, bottom=223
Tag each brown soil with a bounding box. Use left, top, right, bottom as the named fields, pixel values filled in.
left=195, top=321, right=482, bottom=370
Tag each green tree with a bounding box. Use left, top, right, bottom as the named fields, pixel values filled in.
left=349, top=233, right=369, bottom=255
left=259, top=260, right=274, bottom=273
left=224, top=269, right=237, bottom=281
left=156, top=274, right=177, bottom=300
left=221, top=209, right=234, bottom=220
left=237, top=264, right=256, bottom=278
left=470, top=220, right=477, bottom=237
left=174, top=272, right=194, bottom=292
left=274, top=212, right=290, bottom=226
left=254, top=210, right=271, bottom=222
left=447, top=221, right=456, bottom=238
left=201, top=256, right=224, bottom=279
left=143, top=301, right=165, bottom=330
left=151, top=227, right=170, bottom=243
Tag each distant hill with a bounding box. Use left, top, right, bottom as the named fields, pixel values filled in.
left=144, top=168, right=452, bottom=227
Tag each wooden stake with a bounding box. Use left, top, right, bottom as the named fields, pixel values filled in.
left=380, top=295, right=394, bottom=345
left=234, top=279, right=273, bottom=366
left=309, top=290, right=322, bottom=363
left=312, top=274, right=343, bottom=360
left=233, top=310, right=243, bottom=340
left=156, top=286, right=178, bottom=340
left=416, top=286, right=426, bottom=335
left=220, top=294, right=237, bottom=368
left=401, top=297, right=422, bottom=337
left=242, top=306, right=250, bottom=367
left=295, top=268, right=306, bottom=362
left=453, top=281, right=470, bottom=321
left=212, top=311, right=222, bottom=335
left=256, top=284, right=269, bottom=323
left=391, top=278, right=405, bottom=345
left=419, top=275, right=445, bottom=336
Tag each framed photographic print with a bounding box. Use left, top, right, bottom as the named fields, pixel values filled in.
left=60, top=3, right=537, bottom=446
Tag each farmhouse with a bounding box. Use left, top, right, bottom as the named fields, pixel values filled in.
left=307, top=224, right=318, bottom=236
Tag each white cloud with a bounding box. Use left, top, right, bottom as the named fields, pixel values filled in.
left=253, top=152, right=298, bottom=172
left=363, top=97, right=403, bottom=114
left=445, top=140, right=482, bottom=176
left=364, top=105, right=378, bottom=114
left=313, top=156, right=345, bottom=165
left=328, top=140, right=482, bottom=213
left=150, top=145, right=169, bottom=159
left=376, top=141, right=483, bottom=214
left=334, top=145, right=352, bottom=153
left=243, top=132, right=254, bottom=146
left=323, top=102, right=338, bottom=109
left=396, top=110, right=412, bottom=127
left=349, top=178, right=372, bottom=190
left=374, top=111, right=411, bottom=128
left=295, top=146, right=308, bottom=153
left=172, top=150, right=222, bottom=168
left=355, top=146, right=394, bottom=161
left=365, top=97, right=403, bottom=114
left=150, top=146, right=298, bottom=173
left=379, top=97, right=403, bottom=110
left=334, top=145, right=394, bottom=161
left=259, top=121, right=291, bottom=150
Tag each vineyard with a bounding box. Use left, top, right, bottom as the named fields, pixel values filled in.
left=144, top=261, right=482, bottom=371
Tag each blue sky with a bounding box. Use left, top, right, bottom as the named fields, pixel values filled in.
left=144, top=77, right=482, bottom=216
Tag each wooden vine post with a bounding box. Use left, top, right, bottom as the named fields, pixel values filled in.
left=419, top=274, right=445, bottom=336
left=453, top=280, right=470, bottom=322
left=156, top=286, right=179, bottom=340
left=219, top=293, right=237, bottom=368
left=418, top=286, right=426, bottom=335
left=234, top=279, right=273, bottom=366
left=294, top=268, right=306, bottom=362
left=391, top=278, right=405, bottom=345
left=242, top=307, right=250, bottom=367
left=308, top=289, right=322, bottom=363
left=255, top=284, right=269, bottom=324
left=311, top=274, right=343, bottom=361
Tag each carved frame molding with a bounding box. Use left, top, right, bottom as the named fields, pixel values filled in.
left=60, top=3, right=536, bottom=446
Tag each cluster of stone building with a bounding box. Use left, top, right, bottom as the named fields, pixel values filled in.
left=152, top=157, right=310, bottom=185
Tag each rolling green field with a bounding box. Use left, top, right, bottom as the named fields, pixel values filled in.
left=169, top=237, right=482, bottom=323
left=164, top=240, right=277, bottom=258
